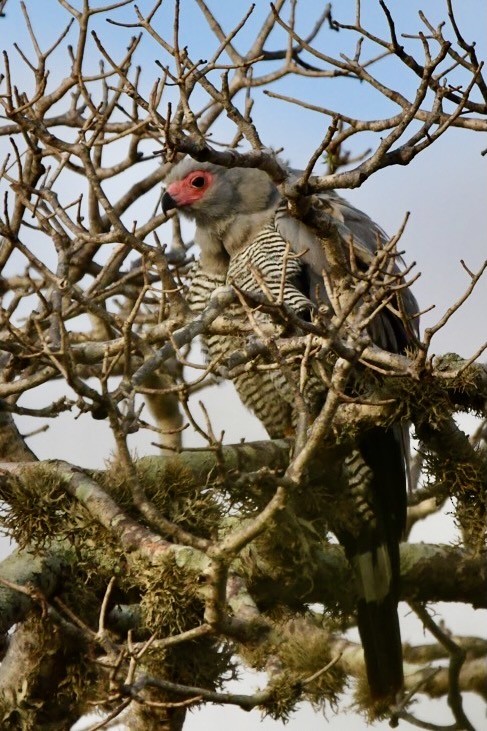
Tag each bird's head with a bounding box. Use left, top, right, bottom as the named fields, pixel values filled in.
left=162, top=161, right=215, bottom=216
left=162, top=159, right=279, bottom=226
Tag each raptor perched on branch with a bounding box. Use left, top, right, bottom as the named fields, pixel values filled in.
left=162, top=158, right=419, bottom=704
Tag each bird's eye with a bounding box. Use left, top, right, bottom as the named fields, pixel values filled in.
left=190, top=176, right=206, bottom=188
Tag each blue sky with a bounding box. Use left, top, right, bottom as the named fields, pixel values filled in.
left=1, top=3, right=486, bottom=730
left=3, top=1, right=485, bottom=360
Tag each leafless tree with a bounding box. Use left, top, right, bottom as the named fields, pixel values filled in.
left=0, top=2, right=486, bottom=730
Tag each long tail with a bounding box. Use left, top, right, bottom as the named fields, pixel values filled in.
left=341, top=427, right=407, bottom=702
left=353, top=547, right=404, bottom=701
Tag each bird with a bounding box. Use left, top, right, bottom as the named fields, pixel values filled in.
left=162, top=158, right=419, bottom=704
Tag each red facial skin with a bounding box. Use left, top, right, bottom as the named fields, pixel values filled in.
left=166, top=170, right=214, bottom=207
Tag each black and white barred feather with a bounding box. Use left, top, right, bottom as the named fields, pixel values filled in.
left=187, top=234, right=295, bottom=437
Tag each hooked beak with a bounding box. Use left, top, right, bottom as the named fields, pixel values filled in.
left=162, top=190, right=178, bottom=215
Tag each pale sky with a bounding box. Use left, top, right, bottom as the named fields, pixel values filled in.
left=1, top=1, right=486, bottom=729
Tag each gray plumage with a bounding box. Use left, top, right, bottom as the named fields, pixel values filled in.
left=163, top=159, right=419, bottom=702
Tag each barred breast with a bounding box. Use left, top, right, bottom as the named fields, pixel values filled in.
left=227, top=223, right=324, bottom=413
left=186, top=220, right=328, bottom=435
left=186, top=262, right=293, bottom=438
